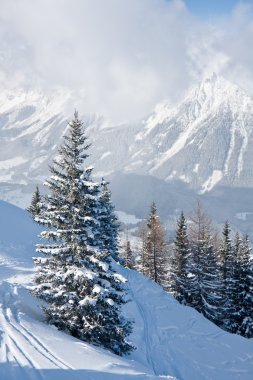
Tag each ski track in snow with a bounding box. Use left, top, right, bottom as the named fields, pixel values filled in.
left=1, top=260, right=253, bottom=380
left=0, top=284, right=72, bottom=371
left=0, top=275, right=164, bottom=380
left=127, top=271, right=158, bottom=376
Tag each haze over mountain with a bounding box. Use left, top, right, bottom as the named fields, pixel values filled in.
left=1, top=74, right=253, bottom=235
left=91, top=73, right=253, bottom=191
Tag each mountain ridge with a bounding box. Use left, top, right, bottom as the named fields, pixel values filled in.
left=124, top=73, right=253, bottom=191
left=0, top=74, right=253, bottom=208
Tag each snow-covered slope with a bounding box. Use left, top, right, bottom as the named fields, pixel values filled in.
left=0, top=201, right=253, bottom=380
left=0, top=201, right=158, bottom=380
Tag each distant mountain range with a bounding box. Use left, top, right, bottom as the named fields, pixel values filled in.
left=92, top=73, right=253, bottom=192
left=1, top=74, right=253, bottom=236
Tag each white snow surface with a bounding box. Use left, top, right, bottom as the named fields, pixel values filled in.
left=0, top=200, right=253, bottom=380
left=200, top=170, right=223, bottom=193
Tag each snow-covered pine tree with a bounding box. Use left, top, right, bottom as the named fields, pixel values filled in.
left=188, top=201, right=223, bottom=322
left=143, top=202, right=168, bottom=288
left=170, top=211, right=192, bottom=305
left=98, top=179, right=120, bottom=260
left=200, top=242, right=224, bottom=325
left=232, top=232, right=244, bottom=331
left=122, top=226, right=135, bottom=269
left=27, top=185, right=42, bottom=220
left=188, top=201, right=210, bottom=311
left=236, top=234, right=253, bottom=338
left=219, top=221, right=237, bottom=333
left=125, top=240, right=134, bottom=269
left=31, top=111, right=133, bottom=355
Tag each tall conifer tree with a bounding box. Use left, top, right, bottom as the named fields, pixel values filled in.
left=236, top=235, right=253, bottom=338
left=27, top=185, right=42, bottom=220
left=171, top=212, right=192, bottom=305
left=122, top=226, right=135, bottom=269
left=98, top=179, right=119, bottom=260
left=219, top=221, right=237, bottom=333
left=200, top=242, right=224, bottom=325
left=188, top=202, right=223, bottom=320
left=31, top=112, right=133, bottom=355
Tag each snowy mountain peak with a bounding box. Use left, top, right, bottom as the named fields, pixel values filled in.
left=186, top=73, right=252, bottom=118
left=141, top=74, right=252, bottom=137
left=119, top=74, right=253, bottom=192
left=196, top=72, right=239, bottom=99
left=1, top=75, right=253, bottom=209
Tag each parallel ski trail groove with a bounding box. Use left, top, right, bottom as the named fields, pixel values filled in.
left=19, top=320, right=74, bottom=370
left=0, top=284, right=73, bottom=371
left=0, top=305, right=45, bottom=380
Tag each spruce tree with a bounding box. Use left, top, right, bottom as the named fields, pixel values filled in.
left=171, top=212, right=192, bottom=305
left=125, top=240, right=134, bottom=269
left=236, top=235, right=253, bottom=338
left=232, top=232, right=244, bottom=331
left=27, top=185, right=42, bottom=220
left=98, top=179, right=120, bottom=260
left=188, top=201, right=223, bottom=321
left=188, top=201, right=210, bottom=311
left=200, top=242, right=224, bottom=325
left=219, top=221, right=237, bottom=333
left=31, top=111, right=133, bottom=355
left=122, top=226, right=135, bottom=269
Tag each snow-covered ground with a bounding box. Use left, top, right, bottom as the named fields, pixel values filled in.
left=0, top=200, right=253, bottom=380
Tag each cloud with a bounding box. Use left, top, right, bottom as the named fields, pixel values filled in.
left=0, top=0, right=252, bottom=122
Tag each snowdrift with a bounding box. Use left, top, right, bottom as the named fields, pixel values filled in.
left=0, top=201, right=252, bottom=379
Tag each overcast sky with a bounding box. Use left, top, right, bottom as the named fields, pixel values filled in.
left=0, top=0, right=252, bottom=123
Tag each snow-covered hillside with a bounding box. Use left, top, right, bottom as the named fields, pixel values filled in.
left=0, top=201, right=253, bottom=380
